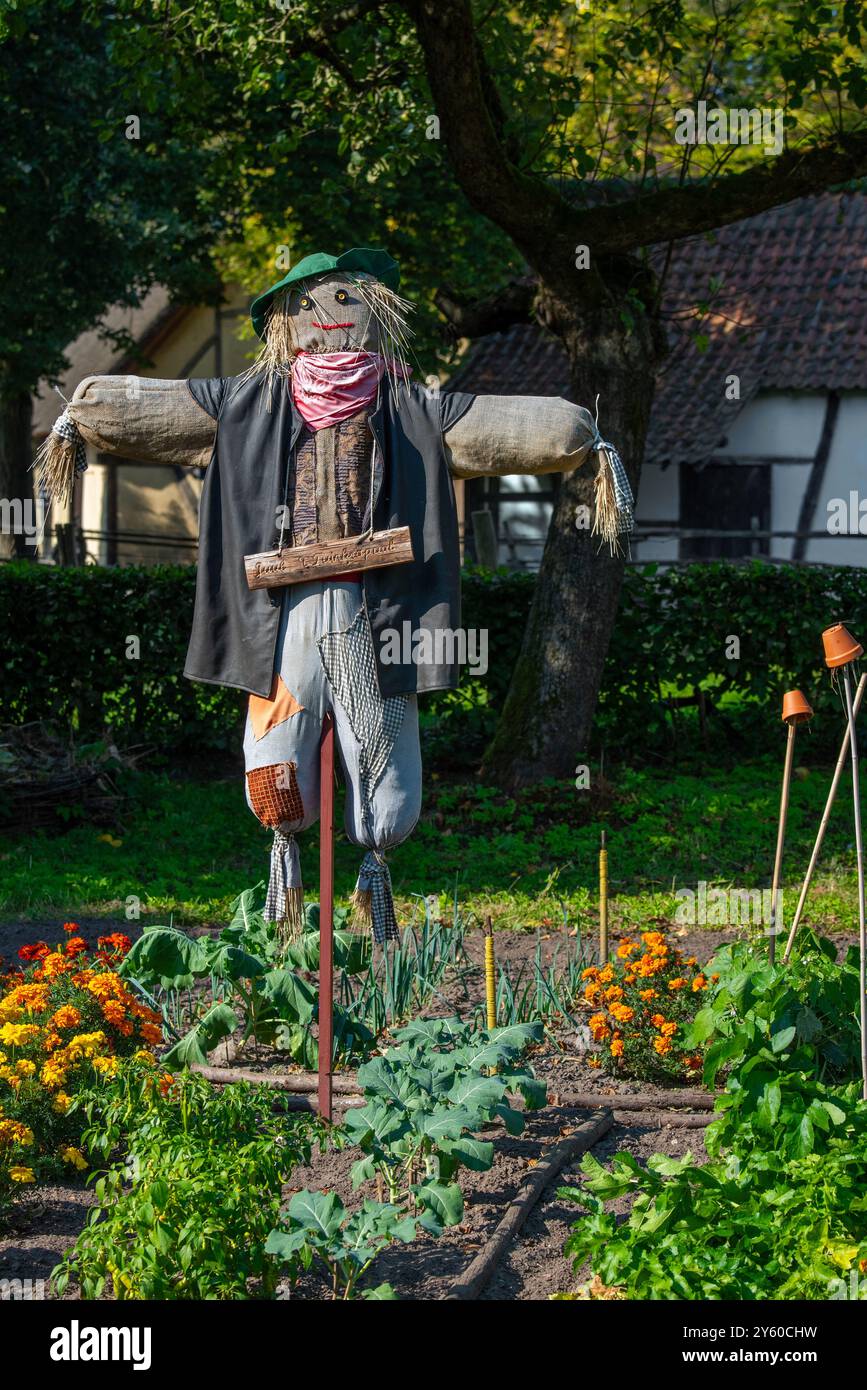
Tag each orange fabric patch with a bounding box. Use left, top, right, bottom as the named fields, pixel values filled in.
left=248, top=675, right=304, bottom=741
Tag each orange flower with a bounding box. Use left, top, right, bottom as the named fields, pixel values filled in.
left=139, top=1022, right=162, bottom=1046
left=610, top=1037, right=625, bottom=1058
left=650, top=1013, right=667, bottom=1028
left=18, top=942, right=49, bottom=962
left=64, top=937, right=88, bottom=958
left=584, top=981, right=602, bottom=1002
left=38, top=952, right=72, bottom=980
left=638, top=989, right=656, bottom=1001
left=609, top=1003, right=635, bottom=1024
left=667, top=977, right=687, bottom=991
left=158, top=1073, right=176, bottom=1097
left=691, top=974, right=708, bottom=992
left=51, top=1005, right=82, bottom=1030
left=660, top=1021, right=678, bottom=1037
left=653, top=1036, right=672, bottom=1056
left=597, top=966, right=614, bottom=985
left=616, top=940, right=637, bottom=959
left=604, top=985, right=624, bottom=1003
left=685, top=956, right=698, bottom=967
left=711, top=974, right=720, bottom=983
left=586, top=1056, right=602, bottom=1069
left=624, top=973, right=637, bottom=985
left=581, top=967, right=600, bottom=981
left=62, top=922, right=80, bottom=935
left=684, top=1055, right=703, bottom=1070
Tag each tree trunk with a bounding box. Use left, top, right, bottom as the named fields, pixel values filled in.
left=0, top=388, right=35, bottom=560
left=483, top=271, right=663, bottom=790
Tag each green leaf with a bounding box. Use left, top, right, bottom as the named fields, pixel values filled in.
left=771, top=1026, right=796, bottom=1054
left=161, top=1002, right=237, bottom=1070
left=415, top=1180, right=463, bottom=1229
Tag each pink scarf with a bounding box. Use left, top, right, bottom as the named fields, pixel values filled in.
left=291, top=351, right=403, bottom=430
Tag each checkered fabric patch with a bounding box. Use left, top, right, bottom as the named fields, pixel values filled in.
left=246, top=762, right=304, bottom=829
left=317, top=609, right=406, bottom=811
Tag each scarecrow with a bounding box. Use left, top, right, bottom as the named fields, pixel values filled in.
left=37, top=248, right=632, bottom=943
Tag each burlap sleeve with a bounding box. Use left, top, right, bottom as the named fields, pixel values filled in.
left=442, top=394, right=597, bottom=479
left=67, top=375, right=217, bottom=469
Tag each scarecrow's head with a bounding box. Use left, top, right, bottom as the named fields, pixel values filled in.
left=248, top=248, right=414, bottom=393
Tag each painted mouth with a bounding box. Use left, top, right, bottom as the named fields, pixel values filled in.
left=311, top=322, right=354, bottom=330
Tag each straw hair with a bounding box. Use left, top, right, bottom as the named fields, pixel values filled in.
left=591, top=453, right=622, bottom=556
left=33, top=432, right=79, bottom=508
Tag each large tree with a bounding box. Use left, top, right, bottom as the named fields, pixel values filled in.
left=0, top=4, right=229, bottom=558
left=35, top=1, right=867, bottom=782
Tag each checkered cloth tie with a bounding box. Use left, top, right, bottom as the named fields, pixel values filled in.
left=264, top=829, right=302, bottom=921
left=318, top=609, right=406, bottom=943
left=595, top=438, right=633, bottom=535
left=53, top=409, right=88, bottom=478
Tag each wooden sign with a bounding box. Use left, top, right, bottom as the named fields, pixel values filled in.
left=244, top=526, right=414, bottom=591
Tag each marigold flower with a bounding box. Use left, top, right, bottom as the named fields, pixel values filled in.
left=158, top=1073, right=176, bottom=1097
left=581, top=967, right=600, bottom=981
left=667, top=977, right=687, bottom=991
left=650, top=1014, right=667, bottom=1028
left=584, top=981, right=602, bottom=1002
left=691, top=974, right=708, bottom=992
left=616, top=940, right=637, bottom=959
left=139, top=1022, right=162, bottom=1046
left=0, top=1021, right=41, bottom=1047
left=610, top=1037, right=625, bottom=1058
left=15, top=1059, right=36, bottom=1077
left=52, top=1092, right=72, bottom=1113
left=684, top=1055, right=703, bottom=1070
left=597, top=967, right=614, bottom=984
left=101, top=1000, right=127, bottom=1026
left=653, top=1036, right=672, bottom=1056
left=17, top=942, right=49, bottom=962
left=92, top=1056, right=120, bottom=1077
left=38, top=952, right=72, bottom=980
left=61, top=1146, right=88, bottom=1171
left=604, top=985, right=624, bottom=1003
left=711, top=974, right=720, bottom=983
left=660, top=1021, right=678, bottom=1037
left=62, top=922, right=80, bottom=935
left=685, top=956, right=698, bottom=967
left=43, top=1031, right=63, bottom=1052
left=609, top=1003, right=635, bottom=1024
left=8, top=1166, right=35, bottom=1183
left=624, top=973, right=637, bottom=985
left=40, top=1060, right=68, bottom=1089
left=638, top=989, right=656, bottom=1001
left=64, top=937, right=88, bottom=958
left=586, top=1056, right=602, bottom=1069
left=0, top=1119, right=34, bottom=1146
left=51, top=1005, right=82, bottom=1030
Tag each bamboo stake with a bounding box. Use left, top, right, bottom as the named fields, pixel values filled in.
left=783, top=671, right=867, bottom=961
left=599, top=828, right=609, bottom=964
left=484, top=915, right=496, bottom=1031
left=842, top=664, right=867, bottom=1101
left=768, top=721, right=797, bottom=965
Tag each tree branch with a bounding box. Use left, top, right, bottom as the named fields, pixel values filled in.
left=435, top=276, right=536, bottom=339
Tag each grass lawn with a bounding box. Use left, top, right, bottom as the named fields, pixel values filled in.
left=0, top=754, right=861, bottom=938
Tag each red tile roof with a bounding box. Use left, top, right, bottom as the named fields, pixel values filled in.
left=448, top=191, right=867, bottom=467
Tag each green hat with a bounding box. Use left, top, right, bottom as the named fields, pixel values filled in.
left=250, top=247, right=400, bottom=339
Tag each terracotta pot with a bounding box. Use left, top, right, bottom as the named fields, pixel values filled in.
left=822, top=623, right=864, bottom=669
left=781, top=689, right=814, bottom=725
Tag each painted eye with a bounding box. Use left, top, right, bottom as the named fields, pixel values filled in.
left=299, top=295, right=312, bottom=310
left=335, top=289, right=348, bottom=303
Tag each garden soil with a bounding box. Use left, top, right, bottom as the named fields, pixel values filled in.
left=0, top=919, right=853, bottom=1301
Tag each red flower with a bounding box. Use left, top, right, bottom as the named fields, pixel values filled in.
left=64, top=937, right=88, bottom=957
left=18, top=942, right=49, bottom=962
left=62, top=921, right=80, bottom=935
left=97, top=932, right=133, bottom=962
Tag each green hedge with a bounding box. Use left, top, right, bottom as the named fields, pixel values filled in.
left=1, top=560, right=865, bottom=764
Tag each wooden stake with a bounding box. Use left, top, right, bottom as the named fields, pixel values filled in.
left=783, top=671, right=867, bottom=961
left=768, top=722, right=797, bottom=965
left=318, top=711, right=335, bottom=1123
left=599, top=829, right=609, bottom=964
left=842, top=665, right=867, bottom=1101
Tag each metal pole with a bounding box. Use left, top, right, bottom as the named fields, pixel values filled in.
left=783, top=672, right=867, bottom=961
left=484, top=915, right=496, bottom=1031
left=599, top=829, right=609, bottom=964
left=318, top=711, right=335, bottom=1123
left=842, top=667, right=867, bottom=1101
left=768, top=722, right=797, bottom=965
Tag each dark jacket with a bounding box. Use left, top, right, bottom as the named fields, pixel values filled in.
left=183, top=373, right=475, bottom=699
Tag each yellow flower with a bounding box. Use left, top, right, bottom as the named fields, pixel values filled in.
left=14, top=1059, right=36, bottom=1077
left=133, top=1050, right=156, bottom=1066
left=40, top=1060, right=68, bottom=1089
left=610, top=1037, right=625, bottom=1058
left=660, top=1021, right=678, bottom=1037
left=0, top=1021, right=41, bottom=1047
left=52, top=1092, right=72, bottom=1114
left=61, top=1146, right=88, bottom=1171
left=8, top=1165, right=35, bottom=1183
left=92, top=1056, right=119, bottom=1077
left=0, top=1119, right=34, bottom=1146
left=653, top=1036, right=672, bottom=1056
left=691, top=974, right=708, bottom=992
